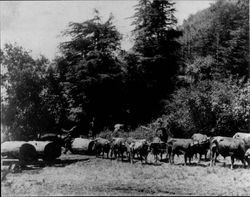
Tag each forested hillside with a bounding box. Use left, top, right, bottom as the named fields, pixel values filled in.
left=1, top=0, right=249, bottom=141
left=163, top=0, right=249, bottom=137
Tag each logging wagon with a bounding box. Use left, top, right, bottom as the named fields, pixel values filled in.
left=1, top=141, right=38, bottom=164
left=28, top=141, right=62, bottom=161
left=1, top=140, right=62, bottom=176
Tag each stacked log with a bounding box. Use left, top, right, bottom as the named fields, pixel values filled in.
left=28, top=141, right=61, bottom=161
left=39, top=133, right=64, bottom=147
left=1, top=141, right=38, bottom=163
left=71, top=138, right=95, bottom=155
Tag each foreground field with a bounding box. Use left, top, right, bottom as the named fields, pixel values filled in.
left=2, top=154, right=250, bottom=196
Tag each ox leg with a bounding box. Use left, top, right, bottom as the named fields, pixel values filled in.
left=131, top=153, right=134, bottom=164
left=198, top=153, right=201, bottom=164
left=165, top=151, right=168, bottom=161
left=114, top=150, right=117, bottom=159
left=241, top=158, right=246, bottom=168
left=210, top=153, right=213, bottom=167
left=155, top=154, right=159, bottom=163
left=140, top=154, right=143, bottom=164
left=170, top=153, right=174, bottom=164
left=145, top=154, right=148, bottom=164
left=231, top=156, right=234, bottom=170
left=128, top=152, right=133, bottom=164
left=107, top=150, right=110, bottom=159
left=110, top=149, right=113, bottom=159
left=213, top=153, right=217, bottom=166
left=223, top=157, right=226, bottom=167
left=210, top=151, right=215, bottom=167
left=184, top=154, right=187, bottom=166
left=117, top=151, right=120, bottom=161
left=102, top=148, right=104, bottom=159
left=130, top=151, right=133, bottom=160
left=102, top=149, right=104, bottom=158
left=120, top=151, right=123, bottom=161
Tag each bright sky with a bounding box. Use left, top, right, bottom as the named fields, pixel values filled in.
left=0, top=1, right=215, bottom=61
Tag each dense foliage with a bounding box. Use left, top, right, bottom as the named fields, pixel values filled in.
left=1, top=44, right=56, bottom=140
left=163, top=78, right=249, bottom=137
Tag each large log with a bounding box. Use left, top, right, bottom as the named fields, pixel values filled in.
left=1, top=141, right=38, bottom=163
left=71, top=138, right=95, bottom=155
left=28, top=141, right=61, bottom=161
left=39, top=133, right=64, bottom=147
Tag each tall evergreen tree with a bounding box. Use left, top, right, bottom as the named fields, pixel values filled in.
left=57, top=11, right=126, bottom=135
left=129, top=0, right=182, bottom=124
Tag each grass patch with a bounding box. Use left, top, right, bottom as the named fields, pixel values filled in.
left=2, top=154, right=250, bottom=196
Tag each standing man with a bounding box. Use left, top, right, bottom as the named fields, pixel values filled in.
left=112, top=123, right=124, bottom=137
left=62, top=125, right=77, bottom=154
left=63, top=133, right=73, bottom=154
left=155, top=118, right=168, bottom=143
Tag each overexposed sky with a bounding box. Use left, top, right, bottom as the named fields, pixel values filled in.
left=0, top=1, right=215, bottom=61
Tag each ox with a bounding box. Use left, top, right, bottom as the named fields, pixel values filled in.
left=191, top=133, right=210, bottom=163
left=233, top=132, right=250, bottom=149
left=92, top=137, right=111, bottom=159
left=210, top=136, right=247, bottom=169
left=110, top=137, right=127, bottom=161
left=150, top=137, right=167, bottom=163
left=127, top=139, right=150, bottom=164
left=168, top=138, right=197, bottom=165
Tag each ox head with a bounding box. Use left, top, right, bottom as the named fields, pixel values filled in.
left=141, top=140, right=151, bottom=153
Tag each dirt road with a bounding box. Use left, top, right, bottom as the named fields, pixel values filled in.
left=2, top=154, right=250, bottom=196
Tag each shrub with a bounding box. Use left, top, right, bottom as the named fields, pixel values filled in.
left=128, top=126, right=155, bottom=141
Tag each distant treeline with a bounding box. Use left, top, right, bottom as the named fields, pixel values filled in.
left=1, top=0, right=249, bottom=141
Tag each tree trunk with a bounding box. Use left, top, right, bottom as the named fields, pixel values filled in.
left=28, top=141, right=61, bottom=161
left=1, top=141, right=38, bottom=163
left=71, top=138, right=95, bottom=155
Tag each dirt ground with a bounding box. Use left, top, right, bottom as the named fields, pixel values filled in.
left=1, top=153, right=250, bottom=196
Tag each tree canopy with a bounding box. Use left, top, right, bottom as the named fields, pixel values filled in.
left=1, top=44, right=55, bottom=140
left=126, top=0, right=182, bottom=125
left=55, top=11, right=126, bottom=136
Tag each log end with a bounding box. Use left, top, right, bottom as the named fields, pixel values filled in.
left=43, top=142, right=62, bottom=161
left=19, top=143, right=38, bottom=163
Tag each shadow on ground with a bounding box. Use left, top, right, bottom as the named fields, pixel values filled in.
left=1, top=156, right=90, bottom=175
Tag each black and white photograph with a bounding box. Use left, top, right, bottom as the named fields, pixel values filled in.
left=1, top=0, right=250, bottom=196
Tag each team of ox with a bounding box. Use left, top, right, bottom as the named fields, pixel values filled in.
left=91, top=132, right=250, bottom=169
